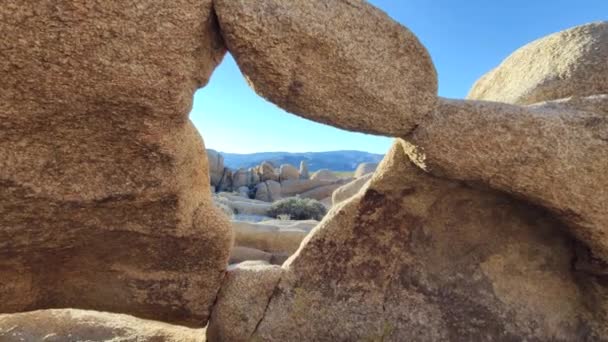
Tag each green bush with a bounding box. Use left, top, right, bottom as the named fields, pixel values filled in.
left=268, top=197, right=327, bottom=221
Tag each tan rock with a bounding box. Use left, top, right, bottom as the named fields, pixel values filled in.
left=207, top=263, right=283, bottom=342
left=406, top=98, right=608, bottom=261
left=332, top=173, right=373, bottom=205
left=216, top=196, right=272, bottom=216
left=210, top=141, right=605, bottom=340
left=255, top=180, right=282, bottom=202
left=230, top=246, right=273, bottom=265
left=528, top=94, right=608, bottom=115
left=279, top=164, right=300, bottom=182
left=468, top=22, right=608, bottom=105
left=0, top=309, right=205, bottom=342
left=258, top=161, right=279, bottom=182
left=207, top=149, right=225, bottom=187
left=354, top=162, right=379, bottom=178
left=231, top=220, right=313, bottom=254
left=0, top=0, right=230, bottom=326
left=310, top=169, right=339, bottom=182
left=214, top=0, right=437, bottom=136
left=298, top=181, right=347, bottom=201
left=280, top=179, right=338, bottom=197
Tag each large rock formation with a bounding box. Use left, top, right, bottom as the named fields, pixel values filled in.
left=207, top=149, right=225, bottom=187
left=255, top=180, right=282, bottom=202
left=0, top=310, right=205, bottom=342
left=299, top=160, right=310, bottom=179
left=214, top=0, right=438, bottom=136
left=0, top=0, right=232, bottom=326
left=332, top=173, right=373, bottom=205
left=279, top=164, right=300, bottom=182
left=208, top=141, right=607, bottom=341
left=405, top=97, right=608, bottom=261
left=310, top=169, right=339, bottom=182
left=468, top=22, right=608, bottom=105
left=257, top=161, right=279, bottom=182
left=354, top=162, right=379, bottom=178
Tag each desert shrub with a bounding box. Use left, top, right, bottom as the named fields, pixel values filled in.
left=268, top=197, right=327, bottom=221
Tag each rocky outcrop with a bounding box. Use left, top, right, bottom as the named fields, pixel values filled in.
left=208, top=141, right=606, bottom=341
left=255, top=180, right=282, bottom=202
left=229, top=246, right=273, bottom=265
left=0, top=0, right=231, bottom=326
left=299, top=181, right=349, bottom=201
left=310, top=169, right=339, bottom=182
left=299, top=160, right=310, bottom=179
left=354, top=162, right=379, bottom=178
left=280, top=179, right=340, bottom=197
left=0, top=310, right=205, bottom=342
left=215, top=194, right=272, bottom=216
left=214, top=0, right=438, bottom=136
left=406, top=97, right=608, bottom=261
left=279, top=164, right=300, bottom=182
left=258, top=161, right=279, bottom=182
left=468, top=22, right=608, bottom=105
left=207, top=263, right=283, bottom=342
left=332, top=173, right=373, bottom=205
left=207, top=149, right=225, bottom=187
left=232, top=220, right=317, bottom=255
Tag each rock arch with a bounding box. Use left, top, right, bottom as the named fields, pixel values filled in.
left=1, top=0, right=607, bottom=340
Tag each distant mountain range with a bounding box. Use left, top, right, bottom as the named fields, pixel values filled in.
left=221, top=150, right=384, bottom=172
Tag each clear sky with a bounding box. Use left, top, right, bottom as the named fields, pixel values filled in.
left=191, top=0, right=607, bottom=154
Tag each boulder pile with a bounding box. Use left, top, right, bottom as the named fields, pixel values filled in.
left=1, top=0, right=606, bottom=340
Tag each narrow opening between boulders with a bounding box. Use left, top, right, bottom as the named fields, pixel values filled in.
left=190, top=54, right=389, bottom=266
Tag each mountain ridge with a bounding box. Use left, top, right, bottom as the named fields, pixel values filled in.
left=217, top=150, right=384, bottom=172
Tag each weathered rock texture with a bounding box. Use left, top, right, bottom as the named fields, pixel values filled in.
left=332, top=173, right=373, bottom=205
left=0, top=309, right=205, bottom=342
left=468, top=22, right=608, bottom=105
left=207, top=263, right=283, bottom=342
left=208, top=141, right=607, bottom=341
left=279, top=164, right=300, bottom=182
left=0, top=0, right=231, bottom=326
left=406, top=98, right=608, bottom=262
left=354, top=162, right=379, bottom=178
left=214, top=0, right=438, bottom=136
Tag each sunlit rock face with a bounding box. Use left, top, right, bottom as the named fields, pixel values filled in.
left=406, top=97, right=608, bottom=262
left=1, top=0, right=607, bottom=339
left=0, top=0, right=232, bottom=327
left=468, top=22, right=608, bottom=105
left=208, top=141, right=607, bottom=341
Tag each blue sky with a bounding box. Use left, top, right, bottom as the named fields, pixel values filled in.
left=191, top=0, right=607, bottom=154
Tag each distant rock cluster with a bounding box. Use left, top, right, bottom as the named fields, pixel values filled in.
left=207, top=149, right=375, bottom=203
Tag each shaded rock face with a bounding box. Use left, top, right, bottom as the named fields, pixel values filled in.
left=406, top=98, right=608, bottom=262
left=0, top=309, right=205, bottom=342
left=468, top=22, right=608, bottom=105
left=208, top=141, right=607, bottom=341
left=214, top=0, right=438, bottom=136
left=207, top=149, right=225, bottom=187
left=0, top=0, right=232, bottom=327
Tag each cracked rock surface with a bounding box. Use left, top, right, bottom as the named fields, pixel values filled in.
left=207, top=141, right=606, bottom=341
left=406, top=97, right=608, bottom=262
